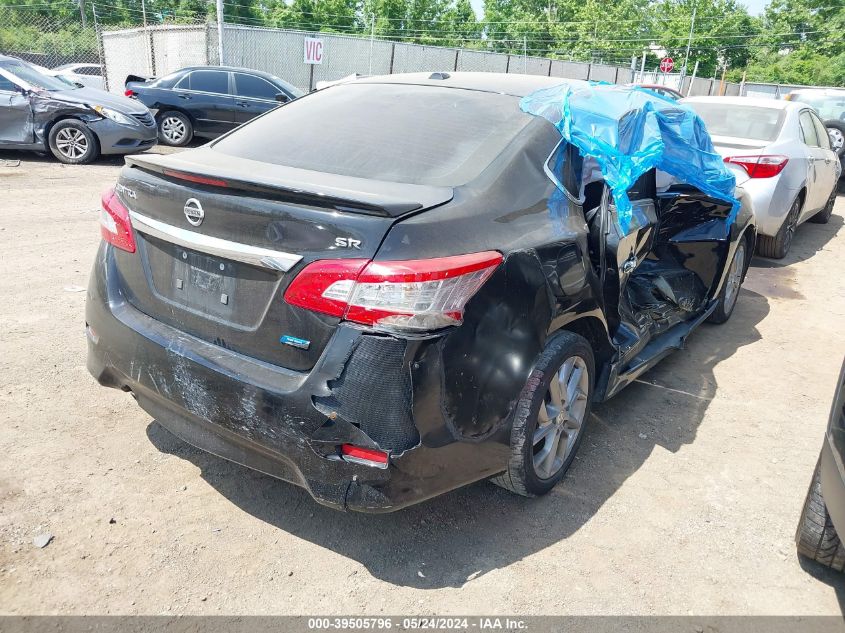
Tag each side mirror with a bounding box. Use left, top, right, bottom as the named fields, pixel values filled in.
left=274, top=93, right=289, bottom=103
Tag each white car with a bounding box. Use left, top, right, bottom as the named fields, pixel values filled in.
left=52, top=63, right=104, bottom=90
left=684, top=96, right=840, bottom=259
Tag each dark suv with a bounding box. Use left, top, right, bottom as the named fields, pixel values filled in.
left=86, top=73, right=755, bottom=512
left=125, top=65, right=304, bottom=146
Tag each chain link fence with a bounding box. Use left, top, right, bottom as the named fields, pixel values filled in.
left=0, top=6, right=101, bottom=69
left=0, top=8, right=809, bottom=101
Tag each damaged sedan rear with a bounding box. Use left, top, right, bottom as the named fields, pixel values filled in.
left=86, top=73, right=755, bottom=512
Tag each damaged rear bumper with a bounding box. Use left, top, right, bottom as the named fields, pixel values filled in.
left=85, top=244, right=507, bottom=512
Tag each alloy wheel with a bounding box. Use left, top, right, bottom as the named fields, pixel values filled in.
left=55, top=127, right=89, bottom=160
left=723, top=242, right=745, bottom=313
left=829, top=127, right=844, bottom=154
left=784, top=199, right=800, bottom=253
left=532, top=355, right=590, bottom=480
left=161, top=116, right=187, bottom=143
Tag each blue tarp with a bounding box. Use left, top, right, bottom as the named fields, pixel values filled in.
left=520, top=82, right=739, bottom=234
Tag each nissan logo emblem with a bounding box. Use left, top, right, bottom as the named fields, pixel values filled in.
left=183, top=198, right=204, bottom=227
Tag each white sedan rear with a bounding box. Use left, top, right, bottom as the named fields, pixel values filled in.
left=684, top=96, right=840, bottom=259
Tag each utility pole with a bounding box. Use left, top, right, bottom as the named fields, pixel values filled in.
left=216, top=0, right=225, bottom=65
left=639, top=50, right=647, bottom=83
left=79, top=0, right=87, bottom=28
left=368, top=14, right=375, bottom=75
left=681, top=5, right=696, bottom=82
left=141, top=0, right=152, bottom=74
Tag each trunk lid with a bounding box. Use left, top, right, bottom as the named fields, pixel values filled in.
left=112, top=151, right=453, bottom=371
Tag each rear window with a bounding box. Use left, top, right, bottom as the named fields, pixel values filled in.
left=687, top=102, right=785, bottom=142
left=212, top=83, right=533, bottom=187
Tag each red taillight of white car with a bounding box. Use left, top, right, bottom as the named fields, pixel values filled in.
left=284, top=251, right=503, bottom=332
left=724, top=155, right=789, bottom=178
left=99, top=187, right=136, bottom=253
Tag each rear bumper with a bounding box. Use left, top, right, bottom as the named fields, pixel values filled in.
left=89, top=119, right=157, bottom=155
left=85, top=244, right=507, bottom=512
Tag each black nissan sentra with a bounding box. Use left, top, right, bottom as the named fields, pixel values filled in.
left=87, top=73, right=756, bottom=512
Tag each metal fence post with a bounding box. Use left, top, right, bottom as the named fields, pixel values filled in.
left=216, top=0, right=225, bottom=65
left=93, top=4, right=108, bottom=92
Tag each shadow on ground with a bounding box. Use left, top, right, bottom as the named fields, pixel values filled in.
left=798, top=557, right=845, bottom=610
left=145, top=286, right=770, bottom=589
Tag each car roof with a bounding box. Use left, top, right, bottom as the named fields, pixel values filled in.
left=354, top=72, right=584, bottom=97
left=177, top=65, right=283, bottom=81
left=683, top=95, right=801, bottom=111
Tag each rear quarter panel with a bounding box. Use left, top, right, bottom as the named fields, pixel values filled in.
left=379, top=119, right=606, bottom=443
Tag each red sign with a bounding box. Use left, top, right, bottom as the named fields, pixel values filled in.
left=304, top=37, right=324, bottom=65
left=659, top=57, right=674, bottom=73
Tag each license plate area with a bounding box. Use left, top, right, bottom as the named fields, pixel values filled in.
left=175, top=251, right=237, bottom=317
left=141, top=235, right=282, bottom=329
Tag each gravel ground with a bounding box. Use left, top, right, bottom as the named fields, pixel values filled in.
left=1, top=147, right=844, bottom=615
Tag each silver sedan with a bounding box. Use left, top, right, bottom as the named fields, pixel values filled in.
left=684, top=96, right=840, bottom=259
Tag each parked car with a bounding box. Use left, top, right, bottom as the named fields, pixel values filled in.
left=797, top=359, right=845, bottom=572
left=87, top=73, right=754, bottom=512
left=632, top=83, right=685, bottom=100
left=125, top=66, right=304, bottom=146
left=53, top=62, right=105, bottom=91
left=0, top=55, right=157, bottom=164
left=684, top=96, right=840, bottom=259
left=785, top=88, right=845, bottom=160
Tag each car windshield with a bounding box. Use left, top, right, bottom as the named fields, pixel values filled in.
left=686, top=102, right=784, bottom=142
left=212, top=82, right=533, bottom=187
left=790, top=92, right=845, bottom=121
left=0, top=60, right=74, bottom=91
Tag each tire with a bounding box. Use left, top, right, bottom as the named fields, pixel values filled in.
left=757, top=194, right=801, bottom=259
left=825, top=120, right=845, bottom=158
left=809, top=190, right=836, bottom=224
left=157, top=111, right=193, bottom=146
left=707, top=236, right=747, bottom=324
left=491, top=331, right=594, bottom=497
left=48, top=120, right=99, bottom=165
left=796, top=456, right=845, bottom=572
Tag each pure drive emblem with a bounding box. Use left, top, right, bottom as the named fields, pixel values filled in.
left=183, top=198, right=204, bottom=227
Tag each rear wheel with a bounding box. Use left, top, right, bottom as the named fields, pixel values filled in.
left=157, top=111, right=193, bottom=146
left=707, top=238, right=746, bottom=324
left=48, top=120, right=99, bottom=164
left=809, top=190, right=836, bottom=224
left=826, top=120, right=845, bottom=158
left=757, top=195, right=801, bottom=259
left=796, top=456, right=845, bottom=571
left=491, top=331, right=594, bottom=497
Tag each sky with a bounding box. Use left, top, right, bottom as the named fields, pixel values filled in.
left=468, top=0, right=770, bottom=19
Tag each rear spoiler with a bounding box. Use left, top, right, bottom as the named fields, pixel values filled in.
left=125, top=74, right=154, bottom=86
left=124, top=150, right=453, bottom=218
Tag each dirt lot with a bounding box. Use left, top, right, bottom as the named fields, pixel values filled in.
left=1, top=147, right=845, bottom=616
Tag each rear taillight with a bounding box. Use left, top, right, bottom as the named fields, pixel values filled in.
left=124, top=89, right=136, bottom=97
left=341, top=444, right=389, bottom=469
left=284, top=251, right=503, bottom=333
left=99, top=187, right=136, bottom=253
left=724, top=155, right=788, bottom=178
